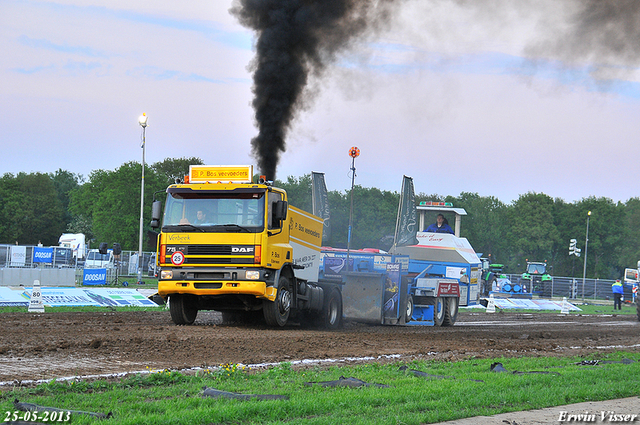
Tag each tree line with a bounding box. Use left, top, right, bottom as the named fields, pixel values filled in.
left=1, top=161, right=638, bottom=280
left=0, top=158, right=203, bottom=252
left=278, top=175, right=640, bottom=280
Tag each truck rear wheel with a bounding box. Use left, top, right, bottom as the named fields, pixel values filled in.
left=263, top=276, right=291, bottom=327
left=170, top=294, right=198, bottom=325
left=321, top=287, right=343, bottom=330
left=442, top=297, right=459, bottom=326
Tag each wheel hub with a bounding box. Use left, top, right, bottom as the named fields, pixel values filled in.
left=279, top=289, right=291, bottom=314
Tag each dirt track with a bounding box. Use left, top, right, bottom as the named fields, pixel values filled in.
left=1, top=309, right=639, bottom=384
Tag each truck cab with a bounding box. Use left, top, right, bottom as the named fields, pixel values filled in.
left=84, top=249, right=114, bottom=269
left=58, top=233, right=86, bottom=259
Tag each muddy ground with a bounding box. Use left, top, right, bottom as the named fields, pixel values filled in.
left=1, top=309, right=639, bottom=384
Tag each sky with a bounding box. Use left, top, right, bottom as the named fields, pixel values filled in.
left=2, top=0, right=640, bottom=204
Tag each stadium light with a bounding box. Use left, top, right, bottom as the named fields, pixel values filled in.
left=137, top=113, right=148, bottom=284
left=581, top=211, right=591, bottom=301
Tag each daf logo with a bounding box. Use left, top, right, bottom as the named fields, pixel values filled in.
left=232, top=246, right=254, bottom=254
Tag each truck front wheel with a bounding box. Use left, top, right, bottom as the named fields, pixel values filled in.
left=263, top=276, right=291, bottom=327
left=170, top=294, right=198, bottom=325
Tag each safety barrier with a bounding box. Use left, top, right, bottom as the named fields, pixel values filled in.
left=502, top=274, right=635, bottom=301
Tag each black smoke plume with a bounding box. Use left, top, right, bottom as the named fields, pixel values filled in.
left=232, top=0, right=640, bottom=180
left=532, top=0, right=640, bottom=71
left=231, top=0, right=399, bottom=180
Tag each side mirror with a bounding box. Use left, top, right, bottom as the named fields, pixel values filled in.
left=273, top=200, right=288, bottom=222
left=150, top=200, right=162, bottom=228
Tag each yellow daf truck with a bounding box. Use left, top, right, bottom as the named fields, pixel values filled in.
left=151, top=165, right=342, bottom=328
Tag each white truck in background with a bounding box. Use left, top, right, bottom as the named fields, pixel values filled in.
left=84, top=248, right=115, bottom=269
left=58, top=233, right=87, bottom=259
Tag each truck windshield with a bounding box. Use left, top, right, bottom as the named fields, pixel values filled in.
left=87, top=251, right=110, bottom=261
left=527, top=263, right=546, bottom=274
left=162, top=191, right=265, bottom=232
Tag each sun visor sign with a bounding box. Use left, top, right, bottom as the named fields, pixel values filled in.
left=189, top=165, right=254, bottom=183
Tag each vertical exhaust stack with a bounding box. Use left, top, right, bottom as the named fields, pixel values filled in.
left=231, top=0, right=400, bottom=180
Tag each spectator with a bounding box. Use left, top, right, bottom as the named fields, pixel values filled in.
left=612, top=279, right=624, bottom=310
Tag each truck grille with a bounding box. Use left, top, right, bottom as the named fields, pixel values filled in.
left=185, top=257, right=254, bottom=265
left=187, top=245, right=233, bottom=255
left=167, top=244, right=255, bottom=266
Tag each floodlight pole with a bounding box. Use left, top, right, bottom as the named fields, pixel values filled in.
left=138, top=113, right=148, bottom=284
left=582, top=210, right=591, bottom=301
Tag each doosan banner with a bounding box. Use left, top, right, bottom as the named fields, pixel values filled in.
left=83, top=268, right=107, bottom=285
left=33, top=247, right=53, bottom=263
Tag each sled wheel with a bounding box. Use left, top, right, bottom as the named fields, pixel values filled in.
left=405, top=295, right=414, bottom=322
left=442, top=297, right=459, bottom=326
left=432, top=297, right=445, bottom=327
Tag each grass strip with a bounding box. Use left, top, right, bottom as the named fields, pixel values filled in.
left=1, top=353, right=639, bottom=424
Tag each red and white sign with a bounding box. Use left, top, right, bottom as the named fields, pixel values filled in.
left=171, top=251, right=185, bottom=266
left=437, top=281, right=460, bottom=297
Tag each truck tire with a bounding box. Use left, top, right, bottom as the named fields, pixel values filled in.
left=431, top=297, right=445, bottom=327
left=442, top=297, right=459, bottom=326
left=170, top=294, right=198, bottom=325
left=320, top=287, right=343, bottom=329
left=263, top=276, right=291, bottom=327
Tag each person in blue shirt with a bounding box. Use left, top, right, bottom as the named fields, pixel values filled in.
left=612, top=279, right=624, bottom=310
left=425, top=214, right=454, bottom=234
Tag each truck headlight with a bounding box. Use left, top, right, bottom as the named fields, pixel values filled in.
left=245, top=271, right=260, bottom=280
left=160, top=270, right=173, bottom=280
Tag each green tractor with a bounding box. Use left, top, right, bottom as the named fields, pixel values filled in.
left=480, top=258, right=509, bottom=296
left=521, top=261, right=552, bottom=297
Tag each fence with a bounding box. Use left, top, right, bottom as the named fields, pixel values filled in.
left=1, top=245, right=635, bottom=298
left=0, top=244, right=156, bottom=286
left=502, top=274, right=635, bottom=302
